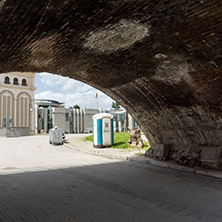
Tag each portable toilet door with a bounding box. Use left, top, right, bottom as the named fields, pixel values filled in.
left=92, top=113, right=114, bottom=148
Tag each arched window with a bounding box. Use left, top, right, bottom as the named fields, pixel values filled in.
left=4, top=76, right=10, bottom=84
left=13, top=78, right=19, bottom=85
left=22, top=79, right=27, bottom=86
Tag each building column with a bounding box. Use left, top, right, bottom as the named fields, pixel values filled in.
left=44, top=108, right=48, bottom=133
left=34, top=104, right=39, bottom=134
left=77, top=109, right=80, bottom=133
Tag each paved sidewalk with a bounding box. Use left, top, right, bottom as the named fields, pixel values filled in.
left=65, top=134, right=222, bottom=179
left=65, top=134, right=145, bottom=160
left=0, top=134, right=222, bottom=222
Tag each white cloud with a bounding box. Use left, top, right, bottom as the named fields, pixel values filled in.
left=35, top=72, right=115, bottom=109
left=75, top=84, right=93, bottom=93
left=65, top=90, right=114, bottom=109
left=35, top=90, right=114, bottom=109
left=35, top=90, right=65, bottom=102
left=38, top=72, right=93, bottom=92
left=39, top=72, right=57, bottom=87
left=61, top=78, right=83, bottom=91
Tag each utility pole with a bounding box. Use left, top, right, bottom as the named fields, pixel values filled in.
left=96, top=92, right=98, bottom=109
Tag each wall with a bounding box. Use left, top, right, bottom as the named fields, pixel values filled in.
left=0, top=127, right=30, bottom=137
left=83, top=109, right=99, bottom=133
left=73, top=108, right=99, bottom=133
left=52, top=107, right=66, bottom=131
left=0, top=72, right=35, bottom=132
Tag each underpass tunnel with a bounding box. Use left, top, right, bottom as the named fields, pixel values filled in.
left=0, top=0, right=222, bottom=167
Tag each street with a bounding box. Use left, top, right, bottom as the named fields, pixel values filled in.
left=0, top=135, right=222, bottom=222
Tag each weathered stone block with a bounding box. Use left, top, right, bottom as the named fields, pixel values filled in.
left=0, top=127, right=29, bottom=137
left=128, top=129, right=143, bottom=147
left=153, top=144, right=172, bottom=159
left=145, top=147, right=154, bottom=157
left=201, top=147, right=222, bottom=168
left=192, top=153, right=200, bottom=159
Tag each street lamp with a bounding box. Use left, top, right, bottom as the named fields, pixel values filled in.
left=29, top=103, right=33, bottom=132
left=29, top=104, right=33, bottom=112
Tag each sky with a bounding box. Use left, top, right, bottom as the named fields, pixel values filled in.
left=35, top=72, right=115, bottom=110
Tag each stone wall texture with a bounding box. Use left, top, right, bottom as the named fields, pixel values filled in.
left=0, top=0, right=222, bottom=165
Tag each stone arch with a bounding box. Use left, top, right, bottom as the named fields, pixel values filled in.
left=16, top=92, right=32, bottom=127
left=0, top=0, right=222, bottom=164
left=0, top=90, right=15, bottom=127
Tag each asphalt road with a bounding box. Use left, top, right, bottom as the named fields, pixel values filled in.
left=0, top=135, right=222, bottom=222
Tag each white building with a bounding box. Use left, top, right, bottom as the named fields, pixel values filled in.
left=34, top=99, right=66, bottom=134
left=71, top=108, right=99, bottom=133
left=103, top=109, right=139, bottom=132
left=34, top=99, right=99, bottom=134
left=0, top=72, right=139, bottom=137
left=0, top=72, right=36, bottom=136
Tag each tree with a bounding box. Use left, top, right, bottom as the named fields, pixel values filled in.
left=111, top=102, right=120, bottom=110
left=73, top=104, right=80, bottom=109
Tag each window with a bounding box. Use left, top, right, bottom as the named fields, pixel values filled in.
left=22, top=79, right=27, bottom=86
left=13, top=78, right=19, bottom=85
left=4, top=76, right=10, bottom=84
left=65, top=113, right=69, bottom=121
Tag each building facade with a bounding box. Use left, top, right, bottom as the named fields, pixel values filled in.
left=34, top=100, right=140, bottom=134
left=102, top=109, right=139, bottom=132
left=34, top=99, right=66, bottom=134
left=0, top=72, right=36, bottom=134
left=0, top=73, right=138, bottom=137
left=34, top=99, right=99, bottom=134
left=71, top=108, right=99, bottom=134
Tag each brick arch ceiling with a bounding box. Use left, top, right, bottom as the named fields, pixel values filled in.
left=0, top=0, right=222, bottom=148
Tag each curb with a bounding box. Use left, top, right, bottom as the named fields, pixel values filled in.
left=64, top=144, right=130, bottom=161
left=64, top=143, right=222, bottom=180
left=130, top=156, right=222, bottom=179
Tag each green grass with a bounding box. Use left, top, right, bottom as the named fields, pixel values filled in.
left=112, top=132, right=131, bottom=149
left=84, top=132, right=149, bottom=150
left=84, top=134, right=93, bottom=142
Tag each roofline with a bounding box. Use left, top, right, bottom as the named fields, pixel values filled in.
left=35, top=99, right=64, bottom=105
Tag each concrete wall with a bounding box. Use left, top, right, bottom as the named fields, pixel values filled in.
left=52, top=107, right=66, bottom=131
left=0, top=127, right=29, bottom=137
left=73, top=108, right=99, bottom=133
left=83, top=109, right=99, bottom=133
